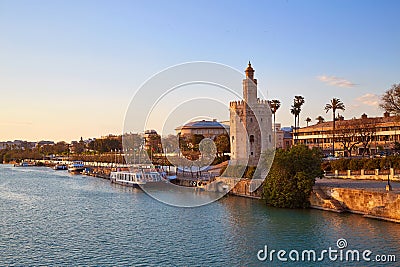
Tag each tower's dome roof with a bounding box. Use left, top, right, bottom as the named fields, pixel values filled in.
left=245, top=61, right=254, bottom=72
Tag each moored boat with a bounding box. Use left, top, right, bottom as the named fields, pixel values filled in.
left=68, top=161, right=85, bottom=173
left=53, top=164, right=68, bottom=170
left=110, top=170, right=163, bottom=188
left=14, top=161, right=36, bottom=167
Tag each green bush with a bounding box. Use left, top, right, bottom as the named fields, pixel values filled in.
left=349, top=158, right=364, bottom=171
left=325, top=156, right=400, bottom=171
left=330, top=158, right=350, bottom=171
left=264, top=145, right=323, bottom=208
left=363, top=158, right=380, bottom=170
left=390, top=156, right=400, bottom=169
left=321, top=161, right=331, bottom=172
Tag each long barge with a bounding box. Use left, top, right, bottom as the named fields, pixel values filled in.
left=110, top=170, right=163, bottom=188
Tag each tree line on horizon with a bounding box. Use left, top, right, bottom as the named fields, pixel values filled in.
left=0, top=132, right=231, bottom=165
left=2, top=82, right=400, bottom=163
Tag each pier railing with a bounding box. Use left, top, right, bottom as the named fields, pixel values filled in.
left=326, top=168, right=400, bottom=181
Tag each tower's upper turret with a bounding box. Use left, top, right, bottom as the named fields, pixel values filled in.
left=245, top=61, right=254, bottom=80
left=243, top=61, right=257, bottom=105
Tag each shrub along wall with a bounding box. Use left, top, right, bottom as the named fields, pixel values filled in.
left=325, top=156, right=400, bottom=171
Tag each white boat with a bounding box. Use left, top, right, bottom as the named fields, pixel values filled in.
left=53, top=164, right=68, bottom=170
left=68, top=161, right=85, bottom=172
left=14, top=161, right=36, bottom=167
left=110, top=170, right=163, bottom=187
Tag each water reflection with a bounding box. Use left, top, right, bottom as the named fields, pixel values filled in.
left=220, top=196, right=400, bottom=265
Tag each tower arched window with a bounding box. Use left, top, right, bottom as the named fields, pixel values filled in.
left=250, top=135, right=254, bottom=143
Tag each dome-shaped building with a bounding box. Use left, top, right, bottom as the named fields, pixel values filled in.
left=175, top=119, right=229, bottom=139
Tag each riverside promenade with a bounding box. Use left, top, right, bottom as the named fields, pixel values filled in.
left=315, top=178, right=400, bottom=191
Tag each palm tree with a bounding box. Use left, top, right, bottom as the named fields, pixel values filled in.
left=325, top=98, right=345, bottom=156
left=270, top=99, right=281, bottom=148
left=294, top=96, right=305, bottom=131
left=290, top=106, right=297, bottom=142
left=291, top=96, right=305, bottom=143
left=316, top=115, right=325, bottom=124
left=305, top=117, right=312, bottom=127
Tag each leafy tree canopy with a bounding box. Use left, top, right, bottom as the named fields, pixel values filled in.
left=264, top=145, right=323, bottom=208
left=380, top=83, right=400, bottom=115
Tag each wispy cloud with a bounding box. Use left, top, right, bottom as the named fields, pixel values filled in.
left=317, top=75, right=357, bottom=88
left=0, top=121, right=32, bottom=126
left=355, top=93, right=379, bottom=107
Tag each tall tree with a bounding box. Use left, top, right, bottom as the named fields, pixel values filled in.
left=355, top=118, right=376, bottom=157
left=214, top=134, right=230, bottom=158
left=270, top=99, right=281, bottom=148
left=264, top=145, right=323, bottom=208
left=294, top=96, right=305, bottom=132
left=189, top=134, right=205, bottom=152
left=53, top=141, right=69, bottom=155
left=161, top=134, right=179, bottom=155
left=379, top=83, right=400, bottom=115
left=316, top=115, right=325, bottom=124
left=335, top=120, right=360, bottom=157
left=290, top=106, right=297, bottom=141
left=291, top=96, right=305, bottom=143
left=305, top=117, right=312, bottom=127
left=325, top=98, right=345, bottom=156
left=73, top=140, right=85, bottom=155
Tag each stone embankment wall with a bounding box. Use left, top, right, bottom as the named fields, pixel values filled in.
left=310, top=186, right=400, bottom=222
left=215, top=177, right=400, bottom=223
left=209, top=177, right=263, bottom=199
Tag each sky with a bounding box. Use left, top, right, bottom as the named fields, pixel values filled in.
left=1, top=0, right=400, bottom=142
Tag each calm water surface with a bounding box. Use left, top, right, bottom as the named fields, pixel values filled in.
left=1, top=164, right=399, bottom=266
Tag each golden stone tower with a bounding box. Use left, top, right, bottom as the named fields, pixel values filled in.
left=229, top=62, right=273, bottom=166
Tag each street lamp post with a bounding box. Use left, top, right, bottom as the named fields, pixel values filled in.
left=114, top=149, right=117, bottom=168
left=386, top=162, right=392, bottom=191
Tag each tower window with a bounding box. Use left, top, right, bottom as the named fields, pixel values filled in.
left=250, top=135, right=254, bottom=143
left=251, top=152, right=253, bottom=156
left=232, top=136, right=235, bottom=142
left=250, top=118, right=253, bottom=123
left=269, top=135, right=271, bottom=142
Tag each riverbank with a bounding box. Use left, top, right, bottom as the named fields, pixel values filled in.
left=214, top=176, right=400, bottom=223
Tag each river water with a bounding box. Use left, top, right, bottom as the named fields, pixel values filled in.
left=0, top=164, right=399, bottom=266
